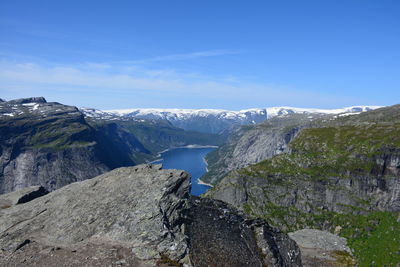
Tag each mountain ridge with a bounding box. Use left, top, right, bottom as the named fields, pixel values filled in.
left=80, top=105, right=382, bottom=134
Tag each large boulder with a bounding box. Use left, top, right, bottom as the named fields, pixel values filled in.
left=186, top=197, right=302, bottom=267
left=288, top=229, right=355, bottom=266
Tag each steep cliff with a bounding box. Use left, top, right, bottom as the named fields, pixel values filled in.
left=0, top=164, right=302, bottom=267
left=202, top=113, right=332, bottom=184
left=207, top=105, right=400, bottom=266
left=0, top=98, right=158, bottom=193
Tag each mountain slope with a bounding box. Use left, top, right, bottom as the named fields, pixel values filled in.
left=201, top=113, right=328, bottom=184
left=206, top=105, right=400, bottom=266
left=201, top=110, right=379, bottom=185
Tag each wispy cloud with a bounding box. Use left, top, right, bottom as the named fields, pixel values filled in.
left=0, top=59, right=359, bottom=110
left=117, top=49, right=240, bottom=64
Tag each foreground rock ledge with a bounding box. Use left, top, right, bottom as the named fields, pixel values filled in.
left=0, top=164, right=301, bottom=266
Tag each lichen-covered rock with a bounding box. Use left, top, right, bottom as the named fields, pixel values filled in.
left=0, top=164, right=190, bottom=265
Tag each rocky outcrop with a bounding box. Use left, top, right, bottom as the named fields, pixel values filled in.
left=0, top=164, right=302, bottom=266
left=186, top=197, right=302, bottom=267
left=288, top=229, right=355, bottom=266
left=0, top=164, right=190, bottom=266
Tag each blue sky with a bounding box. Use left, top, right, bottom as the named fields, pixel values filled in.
left=0, top=0, right=399, bottom=110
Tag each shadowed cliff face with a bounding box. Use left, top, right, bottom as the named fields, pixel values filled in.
left=0, top=164, right=302, bottom=267
left=185, top=197, right=302, bottom=267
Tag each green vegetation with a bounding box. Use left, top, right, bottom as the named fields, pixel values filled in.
left=331, top=211, right=400, bottom=266
left=241, top=123, right=400, bottom=180
left=27, top=118, right=93, bottom=150
left=244, top=197, right=400, bottom=266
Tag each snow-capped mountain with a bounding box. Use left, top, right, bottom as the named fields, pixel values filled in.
left=80, top=106, right=382, bottom=134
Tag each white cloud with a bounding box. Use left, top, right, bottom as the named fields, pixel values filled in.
left=115, top=49, right=240, bottom=64
left=0, top=58, right=359, bottom=109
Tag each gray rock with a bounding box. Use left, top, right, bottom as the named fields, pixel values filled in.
left=0, top=164, right=189, bottom=265
left=289, top=229, right=350, bottom=253
left=289, top=229, right=355, bottom=266
left=0, top=164, right=303, bottom=266
left=6, top=97, right=47, bottom=105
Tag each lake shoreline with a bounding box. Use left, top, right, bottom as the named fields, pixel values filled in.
left=149, top=144, right=218, bottom=163
left=197, top=178, right=214, bottom=187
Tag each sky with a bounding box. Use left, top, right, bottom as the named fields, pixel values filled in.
left=0, top=0, right=399, bottom=110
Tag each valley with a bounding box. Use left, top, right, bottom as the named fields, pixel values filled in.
left=0, top=97, right=398, bottom=266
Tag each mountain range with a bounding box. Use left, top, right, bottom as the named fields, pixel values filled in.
left=81, top=106, right=381, bottom=134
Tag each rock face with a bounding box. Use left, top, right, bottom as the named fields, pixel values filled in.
left=202, top=114, right=325, bottom=184
left=0, top=164, right=302, bottom=266
left=186, top=197, right=302, bottom=267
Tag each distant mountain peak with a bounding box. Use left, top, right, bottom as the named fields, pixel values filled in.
left=6, top=97, right=47, bottom=105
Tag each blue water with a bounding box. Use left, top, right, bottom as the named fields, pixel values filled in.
left=155, top=147, right=215, bottom=196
